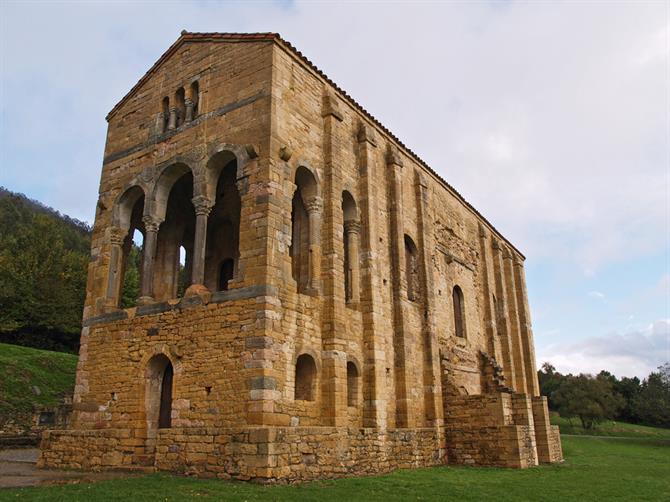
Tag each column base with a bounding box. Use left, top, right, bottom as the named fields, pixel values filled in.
left=136, top=296, right=155, bottom=306
left=184, top=283, right=211, bottom=299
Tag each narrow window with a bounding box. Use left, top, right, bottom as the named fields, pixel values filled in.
left=161, top=97, right=169, bottom=132
left=158, top=362, right=173, bottom=429
left=453, top=285, right=466, bottom=338
left=295, top=354, right=317, bottom=401
left=218, top=258, right=234, bottom=291
left=404, top=235, right=419, bottom=301
left=347, top=361, right=359, bottom=407
left=175, top=88, right=186, bottom=127
left=190, top=81, right=199, bottom=118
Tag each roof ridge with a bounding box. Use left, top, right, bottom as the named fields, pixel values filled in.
left=105, top=31, right=525, bottom=258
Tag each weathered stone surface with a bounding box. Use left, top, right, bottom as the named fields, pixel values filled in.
left=40, top=32, right=561, bottom=482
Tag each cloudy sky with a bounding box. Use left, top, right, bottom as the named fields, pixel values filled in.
left=1, top=1, right=667, bottom=378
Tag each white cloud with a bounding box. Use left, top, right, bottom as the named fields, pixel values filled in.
left=588, top=291, right=606, bottom=300
left=538, top=319, right=670, bottom=378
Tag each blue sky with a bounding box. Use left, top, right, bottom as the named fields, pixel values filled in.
left=1, top=0, right=667, bottom=378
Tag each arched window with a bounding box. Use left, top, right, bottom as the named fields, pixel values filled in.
left=291, top=167, right=318, bottom=294
left=120, top=229, right=143, bottom=308
left=453, top=285, right=466, bottom=338
left=204, top=152, right=241, bottom=292
left=347, top=361, right=359, bottom=407
left=112, top=185, right=145, bottom=308
left=175, top=88, right=186, bottom=127
left=145, top=354, right=174, bottom=433
left=404, top=235, right=419, bottom=301
left=295, top=354, right=317, bottom=401
left=342, top=191, right=359, bottom=304
left=190, top=81, right=199, bottom=118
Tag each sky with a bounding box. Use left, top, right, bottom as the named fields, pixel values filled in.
left=0, top=0, right=668, bottom=379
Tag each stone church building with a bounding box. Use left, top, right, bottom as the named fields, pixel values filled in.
left=39, top=32, right=562, bottom=481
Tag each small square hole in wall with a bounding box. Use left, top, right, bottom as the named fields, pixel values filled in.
left=205, top=386, right=212, bottom=395
left=111, top=392, right=118, bottom=401
left=383, top=279, right=387, bottom=285
left=147, top=327, right=159, bottom=337
left=379, top=237, right=383, bottom=243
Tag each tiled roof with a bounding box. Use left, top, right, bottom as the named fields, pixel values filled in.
left=106, top=32, right=524, bottom=258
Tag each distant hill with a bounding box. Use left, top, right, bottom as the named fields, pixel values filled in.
left=0, top=187, right=91, bottom=352
left=0, top=342, right=77, bottom=432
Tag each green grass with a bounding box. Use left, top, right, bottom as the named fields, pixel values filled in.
left=2, top=436, right=669, bottom=501
left=551, top=412, right=670, bottom=439
left=0, top=343, right=77, bottom=429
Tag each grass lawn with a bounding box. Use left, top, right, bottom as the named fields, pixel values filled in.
left=2, top=435, right=668, bottom=501
left=0, top=343, right=77, bottom=429
left=550, top=413, right=670, bottom=439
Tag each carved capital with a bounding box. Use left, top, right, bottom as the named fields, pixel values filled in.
left=305, top=196, right=323, bottom=215
left=191, top=195, right=213, bottom=216
left=142, top=215, right=162, bottom=233
left=322, top=93, right=343, bottom=121
left=386, top=147, right=403, bottom=168
left=344, top=219, right=361, bottom=235
left=502, top=246, right=513, bottom=260
left=357, top=123, right=377, bottom=146
left=514, top=255, right=525, bottom=267
left=245, top=144, right=259, bottom=159
left=478, top=223, right=488, bottom=239
left=109, top=226, right=128, bottom=246
left=491, top=238, right=501, bottom=251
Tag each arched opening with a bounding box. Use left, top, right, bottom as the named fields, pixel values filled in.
left=120, top=229, right=144, bottom=308
left=145, top=354, right=174, bottom=433
left=453, top=285, right=466, bottom=338
left=347, top=361, right=359, bottom=407
left=294, top=354, right=317, bottom=401
left=404, top=235, right=419, bottom=301
left=175, top=87, right=186, bottom=127
left=218, top=258, right=235, bottom=291
left=161, top=97, right=170, bottom=133
left=204, top=152, right=241, bottom=291
left=153, top=165, right=195, bottom=301
left=291, top=167, right=318, bottom=294
left=190, top=81, right=199, bottom=118
left=342, top=191, right=359, bottom=303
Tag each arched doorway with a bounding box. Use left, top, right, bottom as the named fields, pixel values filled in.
left=145, top=354, right=174, bottom=434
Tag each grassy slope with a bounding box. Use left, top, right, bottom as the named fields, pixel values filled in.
left=0, top=343, right=77, bottom=428
left=551, top=413, right=670, bottom=439
left=3, top=436, right=669, bottom=501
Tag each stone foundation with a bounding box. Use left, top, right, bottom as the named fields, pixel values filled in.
left=40, top=426, right=444, bottom=482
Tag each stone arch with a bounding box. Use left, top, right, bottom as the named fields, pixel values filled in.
left=204, top=150, right=241, bottom=291
left=346, top=358, right=361, bottom=407
left=291, top=166, right=320, bottom=293
left=144, top=353, right=175, bottom=435
left=112, top=185, right=146, bottom=231
left=342, top=191, right=360, bottom=304
left=294, top=353, right=318, bottom=401
left=453, top=285, right=466, bottom=338
left=151, top=162, right=196, bottom=222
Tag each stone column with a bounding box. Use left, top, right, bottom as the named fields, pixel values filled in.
left=304, top=196, right=323, bottom=295
left=137, top=216, right=161, bottom=305
left=514, top=257, right=540, bottom=396
left=344, top=219, right=361, bottom=307
left=492, top=238, right=516, bottom=388
left=477, top=224, right=501, bottom=363
left=503, top=246, right=528, bottom=394
left=185, top=195, right=212, bottom=296
left=167, top=107, right=177, bottom=131
left=357, top=123, right=387, bottom=429
left=105, top=226, right=128, bottom=310
left=415, top=172, right=443, bottom=427
left=387, top=146, right=412, bottom=428
left=155, top=112, right=167, bottom=134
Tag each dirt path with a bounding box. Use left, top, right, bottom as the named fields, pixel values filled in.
left=0, top=448, right=141, bottom=489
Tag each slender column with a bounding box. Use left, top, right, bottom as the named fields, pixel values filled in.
left=477, top=224, right=501, bottom=363
left=387, top=147, right=412, bottom=428
left=188, top=195, right=212, bottom=289
left=492, top=238, right=516, bottom=387
left=155, top=112, right=167, bottom=134
left=503, top=246, right=528, bottom=394
left=514, top=257, right=540, bottom=396
left=105, top=226, right=128, bottom=309
left=305, top=196, right=323, bottom=295
left=138, top=216, right=161, bottom=304
left=357, top=123, right=387, bottom=428
left=344, top=219, right=361, bottom=307
left=167, top=107, right=177, bottom=130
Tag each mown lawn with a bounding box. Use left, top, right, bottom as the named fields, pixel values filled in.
left=0, top=343, right=77, bottom=429
left=2, top=435, right=668, bottom=501
left=550, top=413, right=670, bottom=439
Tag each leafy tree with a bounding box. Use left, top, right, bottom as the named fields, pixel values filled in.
left=120, top=244, right=141, bottom=309
left=553, top=374, right=624, bottom=429
left=634, top=364, right=670, bottom=428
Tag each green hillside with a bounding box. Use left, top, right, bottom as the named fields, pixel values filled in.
left=0, top=342, right=77, bottom=430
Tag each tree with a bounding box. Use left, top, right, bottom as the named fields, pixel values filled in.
left=634, top=364, right=670, bottom=428
left=553, top=374, right=624, bottom=430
